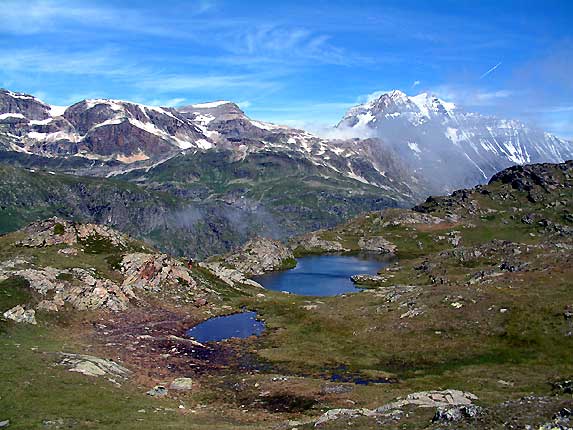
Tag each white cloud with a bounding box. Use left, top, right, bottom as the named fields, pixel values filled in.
left=432, top=85, right=513, bottom=107
left=412, top=80, right=421, bottom=87
left=137, top=74, right=278, bottom=92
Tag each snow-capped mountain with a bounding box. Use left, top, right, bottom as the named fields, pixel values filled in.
left=0, top=88, right=420, bottom=202
left=337, top=90, right=573, bottom=191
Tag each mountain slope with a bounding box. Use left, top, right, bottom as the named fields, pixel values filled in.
left=337, top=90, right=573, bottom=191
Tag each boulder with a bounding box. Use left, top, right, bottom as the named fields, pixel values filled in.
left=58, top=353, right=131, bottom=379
left=169, top=377, right=194, bottom=391
left=433, top=404, right=483, bottom=422
left=147, top=385, right=168, bottom=397
left=2, top=305, right=36, bottom=325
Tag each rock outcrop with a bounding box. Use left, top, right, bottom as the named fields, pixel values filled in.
left=198, top=262, right=263, bottom=289
left=314, top=389, right=478, bottom=426
left=290, top=232, right=350, bottom=254
left=16, top=217, right=130, bottom=249
left=2, top=305, right=36, bottom=324
left=121, top=253, right=197, bottom=292
left=358, top=236, right=396, bottom=254
left=1, top=266, right=136, bottom=312
left=58, top=353, right=131, bottom=380
left=217, top=237, right=295, bottom=276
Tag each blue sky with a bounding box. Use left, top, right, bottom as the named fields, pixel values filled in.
left=1, top=0, right=572, bottom=137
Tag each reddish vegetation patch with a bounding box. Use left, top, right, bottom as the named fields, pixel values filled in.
left=83, top=304, right=263, bottom=387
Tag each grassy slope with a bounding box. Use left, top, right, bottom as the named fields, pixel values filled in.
left=1, top=162, right=572, bottom=429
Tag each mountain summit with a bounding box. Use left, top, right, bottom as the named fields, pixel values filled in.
left=337, top=90, right=573, bottom=190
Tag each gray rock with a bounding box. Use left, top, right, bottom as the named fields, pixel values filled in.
left=169, top=377, right=194, bottom=391
left=320, top=384, right=353, bottom=395
left=289, top=232, right=350, bottom=254
left=433, top=404, right=483, bottom=422
left=147, top=385, right=168, bottom=397
left=350, top=274, right=388, bottom=285
left=219, top=237, right=295, bottom=276
left=358, top=236, right=396, bottom=254
left=16, top=217, right=130, bottom=249
left=314, top=389, right=479, bottom=426
left=2, top=305, right=36, bottom=325
left=58, top=353, right=131, bottom=380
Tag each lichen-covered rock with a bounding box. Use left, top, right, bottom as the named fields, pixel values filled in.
left=358, top=236, right=396, bottom=254
left=2, top=305, right=36, bottom=324
left=16, top=217, right=130, bottom=249
left=219, top=237, right=295, bottom=276
left=58, top=353, right=131, bottom=380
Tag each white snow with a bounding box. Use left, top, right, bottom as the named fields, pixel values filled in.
left=0, top=113, right=26, bottom=120
left=355, top=111, right=375, bottom=127
left=410, top=93, right=431, bottom=117
left=250, top=119, right=286, bottom=131
left=27, top=130, right=78, bottom=142
left=195, top=139, right=213, bottom=150
left=29, top=118, right=53, bottom=125
left=92, top=117, right=125, bottom=129
left=190, top=100, right=231, bottom=109
left=50, top=105, right=67, bottom=117
left=249, top=120, right=286, bottom=131
left=5, top=90, right=40, bottom=101
left=445, top=127, right=462, bottom=145
left=407, top=142, right=421, bottom=153
left=84, top=99, right=125, bottom=111
left=193, top=113, right=216, bottom=125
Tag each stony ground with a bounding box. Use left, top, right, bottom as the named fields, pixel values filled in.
left=0, top=161, right=572, bottom=429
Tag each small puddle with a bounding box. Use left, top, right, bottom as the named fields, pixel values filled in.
left=186, top=311, right=265, bottom=343
left=253, top=254, right=392, bottom=296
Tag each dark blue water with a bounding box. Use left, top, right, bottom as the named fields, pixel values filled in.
left=253, top=254, right=390, bottom=296
left=186, top=311, right=265, bottom=342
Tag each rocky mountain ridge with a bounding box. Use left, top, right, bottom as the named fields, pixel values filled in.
left=0, top=88, right=420, bottom=201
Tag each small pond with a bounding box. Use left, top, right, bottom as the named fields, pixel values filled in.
left=186, top=311, right=265, bottom=342
left=253, top=254, right=392, bottom=296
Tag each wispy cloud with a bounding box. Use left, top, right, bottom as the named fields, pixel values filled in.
left=0, top=47, right=138, bottom=76
left=137, top=74, right=279, bottom=93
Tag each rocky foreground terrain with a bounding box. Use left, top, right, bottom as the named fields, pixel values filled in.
left=0, top=160, right=572, bottom=429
